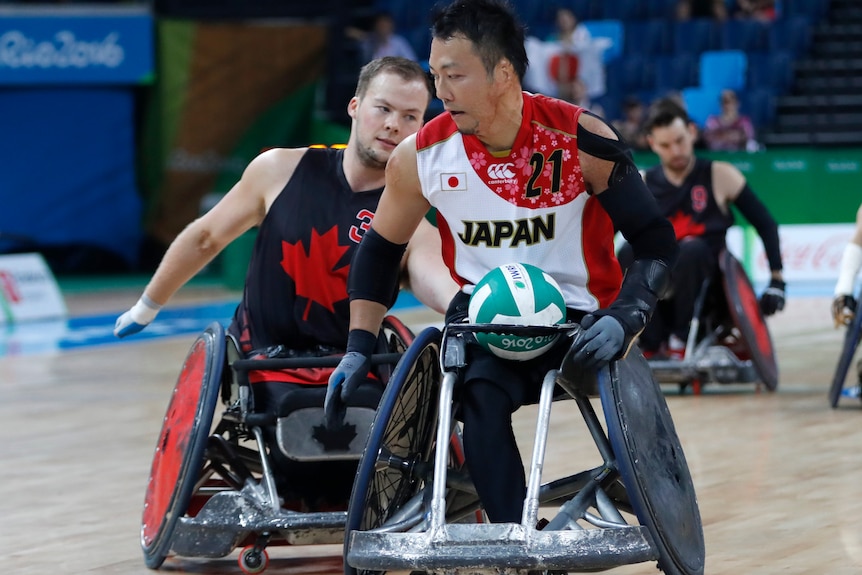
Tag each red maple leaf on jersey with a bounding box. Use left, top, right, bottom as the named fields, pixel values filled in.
left=669, top=211, right=706, bottom=241
left=281, top=227, right=350, bottom=321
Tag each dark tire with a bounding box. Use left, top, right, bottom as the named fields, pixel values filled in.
left=600, top=353, right=705, bottom=575
left=829, top=297, right=862, bottom=408
left=719, top=250, right=778, bottom=390
left=344, top=327, right=443, bottom=575
left=141, top=322, right=225, bottom=568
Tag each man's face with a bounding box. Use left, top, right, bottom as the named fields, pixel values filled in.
left=349, top=72, right=428, bottom=169
left=647, top=117, right=697, bottom=173
left=429, top=35, right=501, bottom=138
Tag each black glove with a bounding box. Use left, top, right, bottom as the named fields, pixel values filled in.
left=759, top=278, right=786, bottom=316
left=324, top=329, right=376, bottom=428
left=445, top=291, right=469, bottom=325
left=832, top=294, right=858, bottom=327
left=568, top=314, right=625, bottom=369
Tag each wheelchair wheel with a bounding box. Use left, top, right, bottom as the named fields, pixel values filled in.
left=381, top=315, right=415, bottom=352
left=829, top=297, right=862, bottom=408
left=141, top=322, right=226, bottom=568
left=344, top=327, right=443, bottom=575
left=720, top=250, right=778, bottom=390
left=600, top=353, right=705, bottom=575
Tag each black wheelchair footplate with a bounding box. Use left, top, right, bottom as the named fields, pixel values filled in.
left=345, top=323, right=703, bottom=575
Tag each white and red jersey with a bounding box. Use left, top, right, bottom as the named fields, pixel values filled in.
left=416, top=92, right=622, bottom=312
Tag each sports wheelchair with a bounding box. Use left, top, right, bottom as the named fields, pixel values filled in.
left=343, top=322, right=705, bottom=575
left=828, top=293, right=862, bottom=408
left=648, top=250, right=779, bottom=395
left=140, top=315, right=442, bottom=574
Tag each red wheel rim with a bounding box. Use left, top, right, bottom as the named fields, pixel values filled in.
left=141, top=338, right=208, bottom=547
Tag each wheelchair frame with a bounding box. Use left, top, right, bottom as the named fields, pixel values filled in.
left=828, top=294, right=862, bottom=408
left=648, top=250, right=779, bottom=394
left=344, top=323, right=705, bottom=575
left=140, top=316, right=415, bottom=574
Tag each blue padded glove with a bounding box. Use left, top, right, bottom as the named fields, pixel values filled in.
left=759, top=278, right=786, bottom=317
left=568, top=314, right=626, bottom=370
left=114, top=295, right=161, bottom=338
left=324, top=329, right=376, bottom=428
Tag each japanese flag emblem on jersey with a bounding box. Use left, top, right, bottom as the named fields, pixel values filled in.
left=441, top=172, right=467, bottom=191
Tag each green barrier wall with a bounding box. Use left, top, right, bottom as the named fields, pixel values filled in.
left=633, top=148, right=862, bottom=225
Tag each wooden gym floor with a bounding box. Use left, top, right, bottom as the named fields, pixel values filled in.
left=1, top=285, right=860, bottom=575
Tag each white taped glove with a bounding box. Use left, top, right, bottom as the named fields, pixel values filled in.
left=114, top=294, right=162, bottom=338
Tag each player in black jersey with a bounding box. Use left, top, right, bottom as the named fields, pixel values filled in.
left=115, top=56, right=458, bottom=386
left=631, top=98, right=786, bottom=359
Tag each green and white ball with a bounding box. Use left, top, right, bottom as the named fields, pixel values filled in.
left=468, top=263, right=567, bottom=361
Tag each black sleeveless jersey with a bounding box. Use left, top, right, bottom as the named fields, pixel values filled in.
left=228, top=147, right=383, bottom=354
left=644, top=157, right=734, bottom=255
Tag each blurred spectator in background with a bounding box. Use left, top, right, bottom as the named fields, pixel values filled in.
left=565, top=77, right=605, bottom=116
left=676, top=0, right=728, bottom=20
left=733, top=0, right=777, bottom=21
left=547, top=7, right=591, bottom=52
left=543, top=7, right=606, bottom=100
left=346, top=12, right=417, bottom=64
left=702, top=89, right=759, bottom=152
left=612, top=95, right=648, bottom=150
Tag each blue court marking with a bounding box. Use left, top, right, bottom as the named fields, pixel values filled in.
left=0, top=291, right=427, bottom=357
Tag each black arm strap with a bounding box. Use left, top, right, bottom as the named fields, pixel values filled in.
left=577, top=119, right=678, bottom=266
left=734, top=184, right=782, bottom=271
left=597, top=168, right=679, bottom=266
left=347, top=227, right=407, bottom=308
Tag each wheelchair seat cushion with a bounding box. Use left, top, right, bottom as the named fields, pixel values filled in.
left=272, top=381, right=383, bottom=462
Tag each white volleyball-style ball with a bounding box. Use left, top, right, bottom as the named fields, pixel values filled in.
left=468, top=263, right=567, bottom=360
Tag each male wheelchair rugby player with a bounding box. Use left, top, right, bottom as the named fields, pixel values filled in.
left=646, top=250, right=779, bottom=395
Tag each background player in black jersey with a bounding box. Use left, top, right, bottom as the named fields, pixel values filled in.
left=115, top=56, right=458, bottom=376
left=630, top=98, right=786, bottom=359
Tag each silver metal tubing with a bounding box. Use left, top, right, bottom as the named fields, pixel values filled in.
left=430, top=371, right=457, bottom=533
left=521, top=368, right=558, bottom=528
left=252, top=426, right=281, bottom=512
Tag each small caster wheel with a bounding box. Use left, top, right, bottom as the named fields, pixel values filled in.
left=238, top=545, right=269, bottom=574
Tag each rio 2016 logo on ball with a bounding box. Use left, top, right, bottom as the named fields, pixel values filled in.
left=468, top=263, right=567, bottom=360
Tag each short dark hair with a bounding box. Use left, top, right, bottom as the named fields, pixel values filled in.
left=431, top=0, right=528, bottom=82
left=643, top=97, right=691, bottom=134
left=354, top=56, right=432, bottom=104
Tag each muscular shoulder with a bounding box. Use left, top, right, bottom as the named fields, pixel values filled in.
left=577, top=110, right=618, bottom=141
left=710, top=159, right=747, bottom=202
left=246, top=147, right=307, bottom=184
left=243, top=147, right=309, bottom=206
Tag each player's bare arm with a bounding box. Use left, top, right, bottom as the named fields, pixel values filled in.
left=143, top=147, right=305, bottom=304
left=576, top=112, right=618, bottom=194
left=402, top=217, right=460, bottom=315
left=710, top=160, right=747, bottom=213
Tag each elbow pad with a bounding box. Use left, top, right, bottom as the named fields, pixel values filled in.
left=348, top=227, right=407, bottom=308
left=735, top=185, right=782, bottom=271
left=592, top=258, right=670, bottom=359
